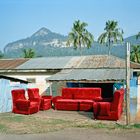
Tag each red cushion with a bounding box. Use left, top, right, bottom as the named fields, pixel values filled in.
left=76, top=99, right=94, bottom=104
left=57, top=99, right=78, bottom=103
left=30, top=101, right=39, bottom=107
left=74, top=88, right=101, bottom=100
left=16, top=99, right=30, bottom=111
left=62, top=88, right=74, bottom=99
left=55, top=100, right=78, bottom=111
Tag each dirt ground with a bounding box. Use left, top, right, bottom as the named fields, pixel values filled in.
left=0, top=109, right=140, bottom=139
left=1, top=128, right=140, bottom=140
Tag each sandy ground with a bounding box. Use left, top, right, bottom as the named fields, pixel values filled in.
left=0, top=127, right=140, bottom=140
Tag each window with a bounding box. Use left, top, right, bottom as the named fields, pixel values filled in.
left=26, top=78, right=36, bottom=83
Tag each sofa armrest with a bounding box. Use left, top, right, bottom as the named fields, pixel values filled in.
left=52, top=96, right=63, bottom=104
left=98, top=102, right=111, bottom=116
left=93, top=102, right=111, bottom=116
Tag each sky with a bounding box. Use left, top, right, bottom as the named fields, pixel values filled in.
left=0, top=0, right=140, bottom=51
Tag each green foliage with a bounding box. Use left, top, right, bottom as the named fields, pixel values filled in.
left=67, top=20, right=94, bottom=54
left=130, top=45, right=140, bottom=63
left=0, top=51, right=4, bottom=58
left=22, top=48, right=35, bottom=58
left=0, top=124, right=7, bottom=131
left=98, top=20, right=123, bottom=55
left=132, top=124, right=140, bottom=128
left=136, top=32, right=140, bottom=40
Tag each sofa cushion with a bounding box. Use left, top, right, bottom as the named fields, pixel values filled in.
left=74, top=88, right=101, bottom=100
left=62, top=88, right=74, bottom=99
left=57, top=99, right=78, bottom=103
left=16, top=99, right=30, bottom=111
left=55, top=99, right=78, bottom=111
left=75, top=99, right=94, bottom=104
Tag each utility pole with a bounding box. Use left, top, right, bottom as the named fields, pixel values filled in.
left=126, top=42, right=131, bottom=125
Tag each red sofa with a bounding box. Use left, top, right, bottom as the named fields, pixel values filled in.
left=11, top=89, right=39, bottom=115
left=52, top=88, right=102, bottom=111
left=27, top=88, right=52, bottom=110
left=93, top=89, right=125, bottom=121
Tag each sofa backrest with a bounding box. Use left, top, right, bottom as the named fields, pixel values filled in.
left=11, top=89, right=26, bottom=106
left=27, top=88, right=40, bottom=100
left=62, top=88, right=101, bottom=100
left=111, top=88, right=124, bottom=112
left=62, top=88, right=75, bottom=99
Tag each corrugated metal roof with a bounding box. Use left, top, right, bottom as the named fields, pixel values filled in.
left=46, top=69, right=129, bottom=81
left=16, top=56, right=75, bottom=69
left=0, top=58, right=29, bottom=69
left=0, top=55, right=140, bottom=70
left=74, top=55, right=126, bottom=68
left=16, top=55, right=139, bottom=70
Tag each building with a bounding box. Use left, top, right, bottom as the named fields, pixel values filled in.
left=0, top=55, right=140, bottom=114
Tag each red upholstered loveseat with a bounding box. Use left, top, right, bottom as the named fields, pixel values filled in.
left=52, top=88, right=102, bottom=111
left=93, top=89, right=125, bottom=121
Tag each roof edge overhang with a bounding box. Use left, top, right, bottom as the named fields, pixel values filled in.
left=0, top=75, right=28, bottom=83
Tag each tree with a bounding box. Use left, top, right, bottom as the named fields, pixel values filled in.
left=136, top=32, right=140, bottom=40
left=0, top=51, right=4, bottom=58
left=22, top=48, right=35, bottom=58
left=67, top=20, right=94, bottom=55
left=130, top=45, right=140, bottom=63
left=98, top=20, right=123, bottom=55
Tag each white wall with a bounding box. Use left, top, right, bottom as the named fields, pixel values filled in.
left=5, top=74, right=52, bottom=95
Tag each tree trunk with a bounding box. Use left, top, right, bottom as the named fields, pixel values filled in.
left=108, top=46, right=111, bottom=56
left=79, top=42, right=82, bottom=56
left=108, top=38, right=111, bottom=56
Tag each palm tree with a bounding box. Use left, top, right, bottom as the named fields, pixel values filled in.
left=67, top=20, right=94, bottom=55
left=130, top=45, right=140, bottom=63
left=136, top=32, right=140, bottom=40
left=22, top=48, right=35, bottom=58
left=98, top=20, right=123, bottom=55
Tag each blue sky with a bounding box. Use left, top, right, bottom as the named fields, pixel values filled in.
left=0, top=0, right=140, bottom=51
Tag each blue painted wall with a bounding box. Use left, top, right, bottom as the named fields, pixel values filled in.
left=0, top=79, right=27, bottom=113
left=130, top=74, right=138, bottom=99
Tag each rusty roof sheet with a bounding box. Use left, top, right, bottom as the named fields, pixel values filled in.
left=73, top=55, right=126, bottom=68
left=0, top=58, right=29, bottom=69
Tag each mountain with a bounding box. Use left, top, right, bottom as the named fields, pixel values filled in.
left=4, top=27, right=139, bottom=58
left=4, top=27, right=67, bottom=57
left=124, top=35, right=140, bottom=45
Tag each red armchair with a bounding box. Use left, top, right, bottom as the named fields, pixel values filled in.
left=11, top=89, right=39, bottom=115
left=27, top=88, right=52, bottom=110
left=93, top=89, right=125, bottom=121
